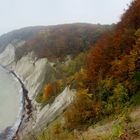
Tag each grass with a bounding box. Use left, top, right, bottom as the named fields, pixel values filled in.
left=30, top=92, right=140, bottom=140
left=36, top=117, right=75, bottom=140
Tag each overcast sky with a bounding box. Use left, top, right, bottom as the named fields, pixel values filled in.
left=0, top=0, right=132, bottom=35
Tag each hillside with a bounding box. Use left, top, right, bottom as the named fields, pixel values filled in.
left=15, top=23, right=112, bottom=60
left=0, top=26, right=46, bottom=53
left=0, top=23, right=113, bottom=139
left=0, top=0, right=139, bottom=139
left=33, top=0, right=140, bottom=140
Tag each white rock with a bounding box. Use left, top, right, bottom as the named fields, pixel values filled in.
left=34, top=86, right=75, bottom=131
left=0, top=44, right=15, bottom=66
left=0, top=43, right=49, bottom=100
left=13, top=53, right=49, bottom=99
left=0, top=43, right=76, bottom=137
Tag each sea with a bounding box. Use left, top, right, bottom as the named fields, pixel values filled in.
left=0, top=66, right=22, bottom=139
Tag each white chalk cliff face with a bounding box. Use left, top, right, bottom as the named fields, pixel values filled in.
left=12, top=54, right=49, bottom=99
left=21, top=87, right=75, bottom=140
left=0, top=42, right=49, bottom=99
left=0, top=44, right=15, bottom=66
left=0, top=42, right=75, bottom=138
left=34, top=87, right=75, bottom=131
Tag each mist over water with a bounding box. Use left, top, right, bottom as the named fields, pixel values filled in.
left=0, top=67, right=21, bottom=133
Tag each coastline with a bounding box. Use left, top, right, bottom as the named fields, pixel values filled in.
left=11, top=71, right=33, bottom=140
left=0, top=65, right=33, bottom=140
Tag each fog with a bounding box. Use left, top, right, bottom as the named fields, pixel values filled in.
left=0, top=0, right=132, bottom=35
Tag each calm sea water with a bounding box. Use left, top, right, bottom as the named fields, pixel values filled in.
left=0, top=67, right=21, bottom=133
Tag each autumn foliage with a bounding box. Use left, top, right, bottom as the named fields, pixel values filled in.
left=64, top=90, right=101, bottom=130
left=15, top=24, right=112, bottom=60
left=86, top=0, right=140, bottom=91
left=64, top=0, right=140, bottom=130
left=43, top=83, right=54, bottom=100
left=36, top=0, right=140, bottom=132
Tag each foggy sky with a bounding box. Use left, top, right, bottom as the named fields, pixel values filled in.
left=0, top=0, right=132, bottom=35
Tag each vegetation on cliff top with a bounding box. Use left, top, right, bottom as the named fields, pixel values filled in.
left=1, top=0, right=139, bottom=139
left=35, top=0, right=140, bottom=139
left=15, top=23, right=112, bottom=60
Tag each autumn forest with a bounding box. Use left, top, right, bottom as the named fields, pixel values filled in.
left=0, top=0, right=140, bottom=139
left=33, top=0, right=140, bottom=139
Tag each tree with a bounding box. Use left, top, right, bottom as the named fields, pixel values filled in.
left=64, top=90, right=101, bottom=130
left=86, top=32, right=114, bottom=89
left=43, top=83, right=54, bottom=100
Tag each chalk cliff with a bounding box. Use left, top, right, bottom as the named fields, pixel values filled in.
left=0, top=42, right=75, bottom=139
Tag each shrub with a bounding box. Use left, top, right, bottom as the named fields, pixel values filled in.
left=64, top=90, right=101, bottom=130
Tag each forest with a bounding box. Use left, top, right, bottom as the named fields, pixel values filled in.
left=35, top=0, right=140, bottom=139
left=0, top=0, right=138, bottom=139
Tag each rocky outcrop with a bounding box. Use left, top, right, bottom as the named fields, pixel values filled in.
left=0, top=40, right=25, bottom=66
left=0, top=44, right=15, bottom=66
left=34, top=87, right=75, bottom=131
left=0, top=43, right=50, bottom=100
left=11, top=53, right=49, bottom=99
left=22, top=86, right=75, bottom=140
left=0, top=43, right=76, bottom=140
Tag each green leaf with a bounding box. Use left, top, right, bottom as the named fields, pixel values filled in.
left=135, top=71, right=140, bottom=81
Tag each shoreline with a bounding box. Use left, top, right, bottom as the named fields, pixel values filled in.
left=0, top=65, right=33, bottom=140
left=10, top=71, right=33, bottom=140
